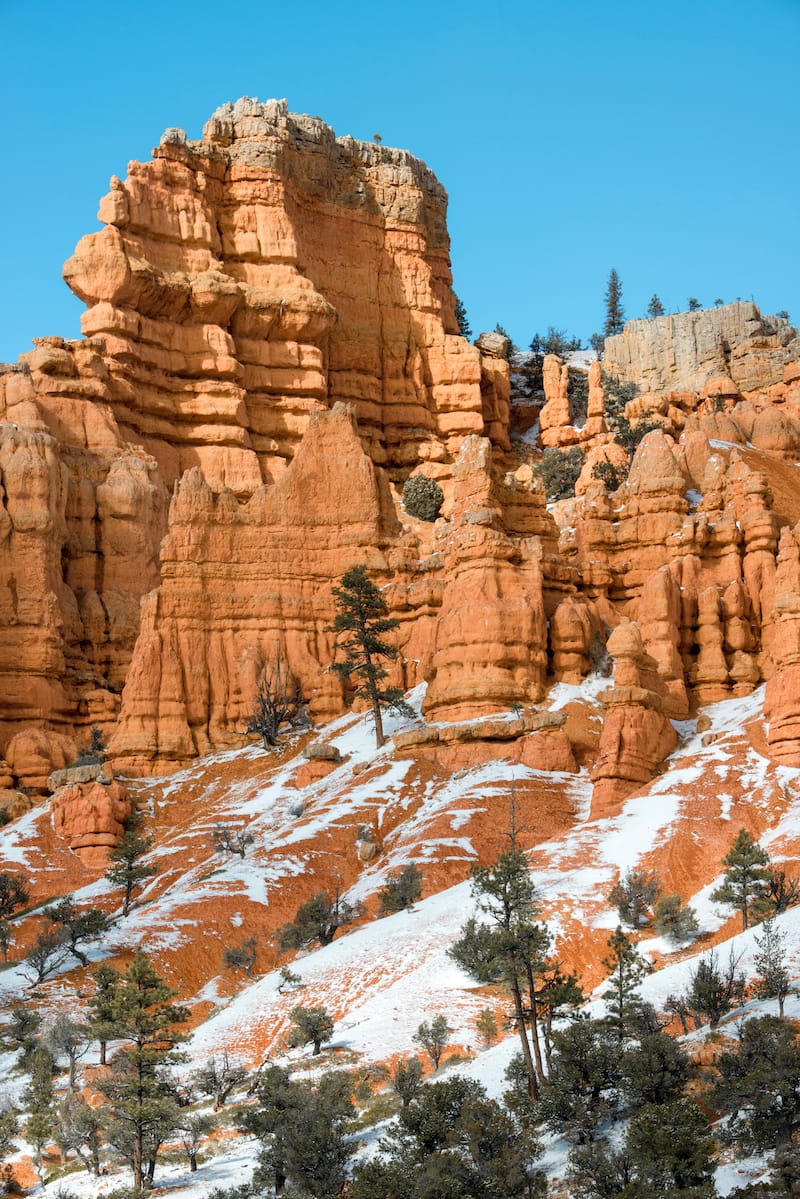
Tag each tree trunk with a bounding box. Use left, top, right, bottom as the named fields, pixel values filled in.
left=190, top=1150, right=197, bottom=1172
left=99, top=1040, right=107, bottom=1066
left=511, top=976, right=538, bottom=1100
left=133, top=1137, right=143, bottom=1190
left=364, top=647, right=385, bottom=748
left=544, top=1013, right=553, bottom=1071
left=525, top=964, right=546, bottom=1084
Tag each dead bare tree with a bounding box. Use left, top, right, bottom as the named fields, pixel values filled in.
left=245, top=648, right=307, bottom=752
left=212, top=824, right=255, bottom=859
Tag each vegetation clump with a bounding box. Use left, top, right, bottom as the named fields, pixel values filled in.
left=534, top=446, right=584, bottom=501
left=402, top=475, right=444, bottom=522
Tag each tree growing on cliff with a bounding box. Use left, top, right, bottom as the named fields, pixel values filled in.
left=608, top=869, right=662, bottom=927
left=646, top=293, right=665, bottom=317
left=105, top=821, right=158, bottom=916
left=96, top=950, right=189, bottom=1190
left=454, top=293, right=472, bottom=338
left=603, top=269, right=625, bottom=337
left=43, top=894, right=110, bottom=966
left=329, top=565, right=413, bottom=748
left=246, top=648, right=307, bottom=752
left=413, top=1014, right=452, bottom=1071
left=278, top=885, right=363, bottom=952
left=378, top=863, right=423, bottom=914
left=287, top=1005, right=334, bottom=1056
left=0, top=871, right=28, bottom=920
left=711, top=828, right=772, bottom=930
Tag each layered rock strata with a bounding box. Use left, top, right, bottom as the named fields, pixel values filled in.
left=0, top=98, right=512, bottom=782
left=3, top=98, right=800, bottom=809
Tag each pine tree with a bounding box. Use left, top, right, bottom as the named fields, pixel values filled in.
left=601, top=926, right=647, bottom=1044
left=244, top=1064, right=354, bottom=1198
left=23, top=1048, right=56, bottom=1183
left=329, top=565, right=412, bottom=748
left=390, top=1056, right=423, bottom=1107
left=278, top=886, right=362, bottom=951
left=653, top=892, right=699, bottom=943
left=476, top=1007, right=498, bottom=1049
left=686, top=948, right=746, bottom=1027
left=619, top=1030, right=690, bottom=1107
left=711, top=828, right=772, bottom=930
left=105, top=825, right=158, bottom=916
left=450, top=846, right=543, bottom=1098
left=715, top=1015, right=800, bottom=1151
left=608, top=868, right=661, bottom=927
left=378, top=863, right=423, bottom=914
left=96, top=950, right=189, bottom=1189
left=688, top=297, right=702, bottom=311
left=412, top=1014, right=451, bottom=1071
left=287, top=1005, right=334, bottom=1056
left=753, top=918, right=791, bottom=1016
left=624, top=1099, right=716, bottom=1194
left=43, top=894, right=109, bottom=966
left=353, top=1076, right=542, bottom=1199
left=87, top=961, right=120, bottom=1066
left=0, top=871, right=28, bottom=920
left=603, top=269, right=625, bottom=337
left=647, top=293, right=665, bottom=318
left=536, top=1018, right=620, bottom=1143
left=454, top=294, right=472, bottom=339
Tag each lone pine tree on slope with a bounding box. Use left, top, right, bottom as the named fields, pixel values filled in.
left=329, top=565, right=413, bottom=748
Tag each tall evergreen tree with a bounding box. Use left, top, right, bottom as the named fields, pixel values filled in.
left=454, top=294, right=472, bottom=339
left=450, top=846, right=544, bottom=1097
left=601, top=926, right=647, bottom=1044
left=95, top=950, right=189, bottom=1189
left=711, top=828, right=772, bottom=930
left=23, top=1048, right=56, bottom=1183
left=603, top=269, right=625, bottom=337
left=715, top=1016, right=800, bottom=1152
left=105, top=824, right=158, bottom=916
left=752, top=918, right=791, bottom=1016
left=243, top=1065, right=355, bottom=1199
left=329, top=565, right=412, bottom=748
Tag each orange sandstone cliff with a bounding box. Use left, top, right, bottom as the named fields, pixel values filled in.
left=2, top=97, right=800, bottom=825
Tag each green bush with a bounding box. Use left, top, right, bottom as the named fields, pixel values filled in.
left=72, top=726, right=107, bottom=768
left=402, top=475, right=444, bottom=522
left=601, top=369, right=640, bottom=419
left=567, top=369, right=589, bottom=426
left=591, top=460, right=627, bottom=491
left=535, top=447, right=584, bottom=502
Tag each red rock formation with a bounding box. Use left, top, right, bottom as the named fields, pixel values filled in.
left=591, top=621, right=678, bottom=817
left=765, top=525, right=800, bottom=764
left=50, top=778, right=131, bottom=867
left=0, top=99, right=512, bottom=774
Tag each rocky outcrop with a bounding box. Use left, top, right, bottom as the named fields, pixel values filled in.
left=591, top=621, right=678, bottom=816
left=0, top=99, right=512, bottom=773
left=50, top=777, right=131, bottom=867
left=765, top=525, right=800, bottom=764
left=603, top=302, right=799, bottom=398
left=422, top=438, right=554, bottom=720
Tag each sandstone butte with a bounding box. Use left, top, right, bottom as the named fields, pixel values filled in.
left=1, top=95, right=800, bottom=869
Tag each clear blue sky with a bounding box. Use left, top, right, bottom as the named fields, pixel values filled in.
left=1, top=0, right=798, bottom=362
